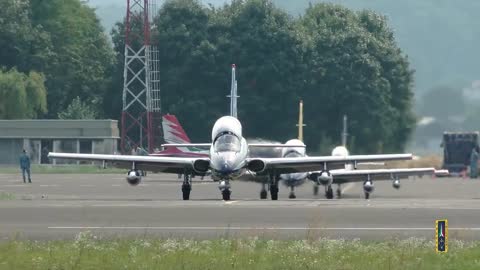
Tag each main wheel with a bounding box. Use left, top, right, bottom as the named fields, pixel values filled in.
left=313, top=185, right=319, bottom=196
left=325, top=186, right=334, bottom=199
left=288, top=193, right=296, bottom=199
left=365, top=192, right=370, bottom=200
left=182, top=184, right=191, bottom=200
left=336, top=188, right=342, bottom=198
left=270, top=185, right=278, bottom=200
left=260, top=190, right=268, bottom=199
left=222, top=189, right=231, bottom=201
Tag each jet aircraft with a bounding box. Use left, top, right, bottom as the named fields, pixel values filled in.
left=49, top=65, right=413, bottom=201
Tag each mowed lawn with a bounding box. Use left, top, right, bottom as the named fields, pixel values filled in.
left=1, top=232, right=479, bottom=270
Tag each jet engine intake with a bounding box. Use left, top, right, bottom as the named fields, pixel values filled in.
left=193, top=159, right=210, bottom=173
left=363, top=180, right=374, bottom=193
left=316, top=170, right=333, bottom=186
left=126, top=170, right=142, bottom=186
left=247, top=159, right=266, bottom=173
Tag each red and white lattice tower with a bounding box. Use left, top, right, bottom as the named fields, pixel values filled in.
left=121, top=0, right=161, bottom=154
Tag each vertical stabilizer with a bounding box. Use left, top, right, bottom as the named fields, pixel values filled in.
left=227, top=64, right=239, bottom=118
left=341, top=115, right=348, bottom=147
left=297, top=100, right=305, bottom=142
left=162, top=114, right=191, bottom=144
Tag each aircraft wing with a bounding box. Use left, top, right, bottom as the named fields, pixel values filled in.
left=326, top=168, right=447, bottom=184
left=248, top=144, right=306, bottom=148
left=48, top=153, right=208, bottom=174
left=161, top=143, right=306, bottom=148
left=162, top=143, right=211, bottom=148
left=250, top=154, right=412, bottom=174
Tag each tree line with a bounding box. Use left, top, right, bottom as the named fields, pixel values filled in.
left=0, top=0, right=415, bottom=154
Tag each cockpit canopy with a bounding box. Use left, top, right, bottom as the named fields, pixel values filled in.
left=283, top=150, right=303, bottom=158
left=214, top=132, right=241, bottom=152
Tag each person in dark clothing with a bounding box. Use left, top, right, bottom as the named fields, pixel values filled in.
left=470, top=146, right=479, bottom=179
left=19, top=149, right=32, bottom=183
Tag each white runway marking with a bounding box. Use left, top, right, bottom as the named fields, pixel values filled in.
left=2, top=185, right=28, bottom=187
left=47, top=226, right=480, bottom=231
left=40, top=184, right=59, bottom=187
left=224, top=201, right=238, bottom=205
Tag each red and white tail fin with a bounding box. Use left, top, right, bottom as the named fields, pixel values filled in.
left=162, top=114, right=191, bottom=144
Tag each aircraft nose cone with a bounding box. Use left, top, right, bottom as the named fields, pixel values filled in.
left=220, top=162, right=234, bottom=174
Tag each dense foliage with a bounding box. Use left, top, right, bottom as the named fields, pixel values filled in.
left=1, top=0, right=415, bottom=152
left=0, top=69, right=47, bottom=119
left=0, top=0, right=113, bottom=119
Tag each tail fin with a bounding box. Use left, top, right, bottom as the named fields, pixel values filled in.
left=227, top=64, right=239, bottom=118
left=341, top=115, right=348, bottom=147
left=297, top=100, right=305, bottom=142
left=162, top=114, right=191, bottom=144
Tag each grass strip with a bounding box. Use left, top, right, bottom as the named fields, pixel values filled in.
left=0, top=232, right=479, bottom=270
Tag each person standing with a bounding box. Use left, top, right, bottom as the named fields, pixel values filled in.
left=470, top=146, right=479, bottom=179
left=19, top=150, right=32, bottom=183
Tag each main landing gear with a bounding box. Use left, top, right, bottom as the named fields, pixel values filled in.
left=313, top=184, right=319, bottom=196
left=260, top=183, right=267, bottom=199
left=336, top=184, right=342, bottom=198
left=269, top=174, right=280, bottom=200
left=181, top=174, right=192, bottom=200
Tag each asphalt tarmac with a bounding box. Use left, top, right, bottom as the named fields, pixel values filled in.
left=1, top=173, right=480, bottom=240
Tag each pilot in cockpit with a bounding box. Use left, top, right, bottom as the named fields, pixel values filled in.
left=214, top=132, right=241, bottom=152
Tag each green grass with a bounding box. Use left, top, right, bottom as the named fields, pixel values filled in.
left=1, top=232, right=479, bottom=270
left=0, top=165, right=124, bottom=174
left=0, top=192, right=15, bottom=200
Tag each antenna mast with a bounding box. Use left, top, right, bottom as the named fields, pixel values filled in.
left=121, top=0, right=161, bottom=153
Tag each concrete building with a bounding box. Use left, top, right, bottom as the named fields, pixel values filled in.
left=0, top=120, right=119, bottom=165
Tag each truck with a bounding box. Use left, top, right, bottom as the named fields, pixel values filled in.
left=441, top=132, right=479, bottom=174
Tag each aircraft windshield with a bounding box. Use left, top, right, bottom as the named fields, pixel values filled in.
left=284, top=150, right=302, bottom=158
left=214, top=134, right=241, bottom=152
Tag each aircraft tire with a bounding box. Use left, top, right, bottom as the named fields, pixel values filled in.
left=222, top=189, right=231, bottom=201
left=270, top=185, right=278, bottom=200
left=182, top=184, right=191, bottom=200
left=326, top=186, right=334, bottom=199
left=260, top=190, right=268, bottom=199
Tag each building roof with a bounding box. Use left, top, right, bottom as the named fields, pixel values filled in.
left=0, top=120, right=119, bottom=139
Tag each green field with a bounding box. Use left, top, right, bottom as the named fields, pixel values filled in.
left=0, top=232, right=479, bottom=270
left=0, top=165, right=124, bottom=174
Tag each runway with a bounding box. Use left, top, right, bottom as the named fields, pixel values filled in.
left=1, top=173, right=480, bottom=240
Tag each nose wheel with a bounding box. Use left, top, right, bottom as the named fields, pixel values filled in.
left=289, top=186, right=296, bottom=199
left=222, top=189, right=231, bottom=201
left=325, top=185, right=334, bottom=199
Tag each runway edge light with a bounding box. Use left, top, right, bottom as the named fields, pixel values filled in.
left=435, top=219, right=448, bottom=253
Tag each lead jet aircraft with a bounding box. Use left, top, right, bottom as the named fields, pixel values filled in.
left=49, top=65, right=413, bottom=201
